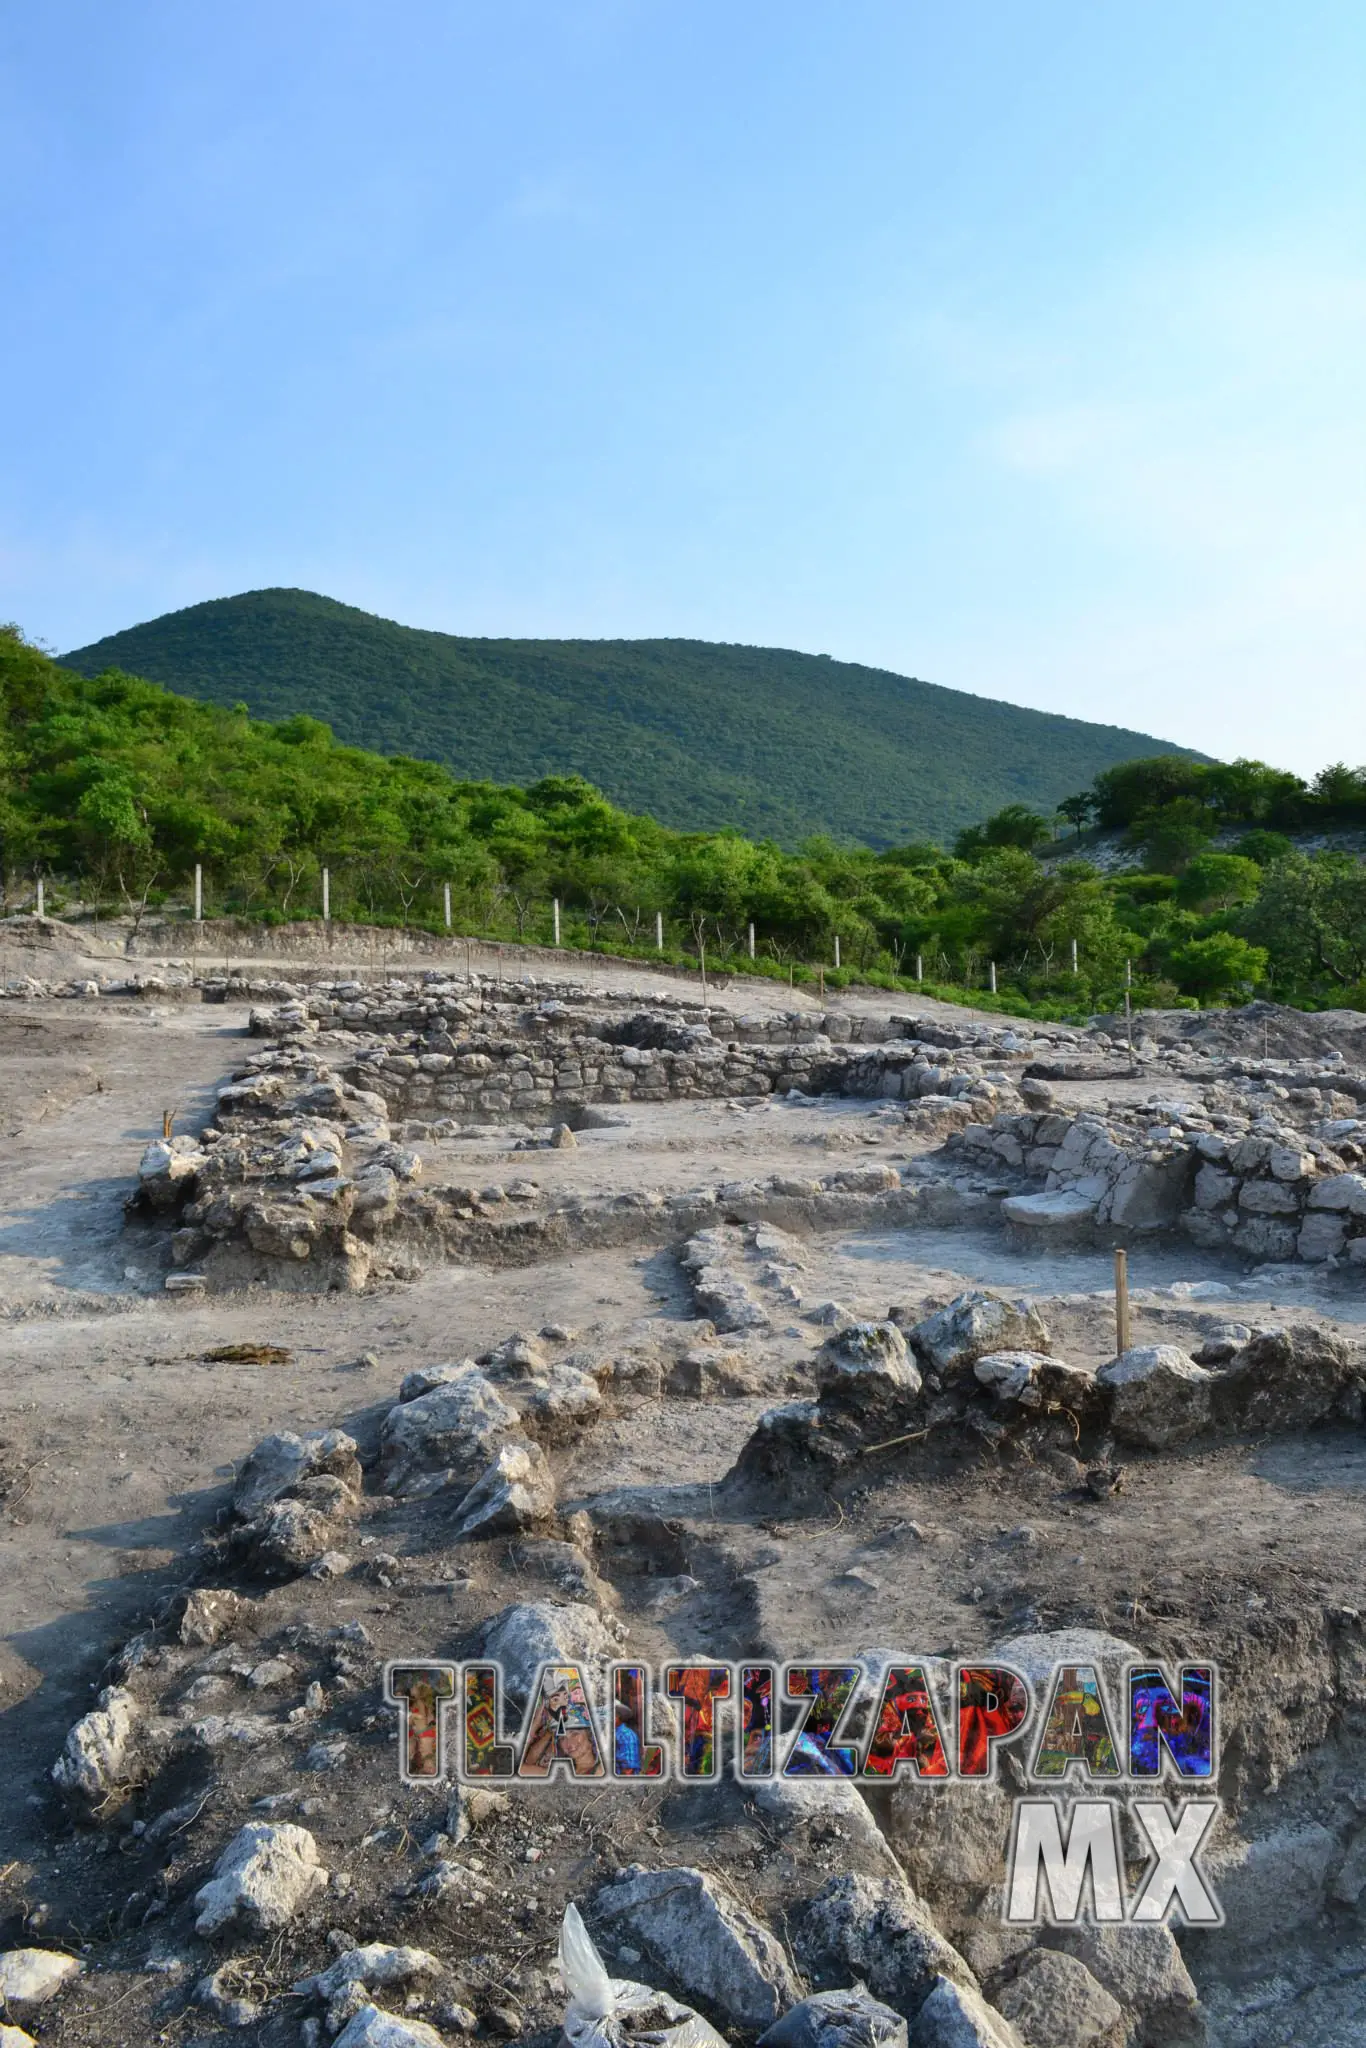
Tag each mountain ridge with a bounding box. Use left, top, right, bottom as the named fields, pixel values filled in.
left=61, top=586, right=1210, bottom=847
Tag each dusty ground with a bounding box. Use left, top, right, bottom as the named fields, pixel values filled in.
left=3, top=927, right=1366, bottom=2047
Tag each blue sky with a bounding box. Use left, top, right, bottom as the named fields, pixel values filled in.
left=2, top=2, right=1362, bottom=774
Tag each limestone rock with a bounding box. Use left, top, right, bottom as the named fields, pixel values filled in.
left=1203, top=1821, right=1336, bottom=1949
left=972, top=1352, right=1053, bottom=1404
left=51, top=1686, right=139, bottom=1810
left=234, top=1429, right=361, bottom=1517
left=477, top=1599, right=617, bottom=1705
left=1000, top=1191, right=1094, bottom=1232
left=909, top=1977, right=1021, bottom=2046
left=193, top=1822, right=328, bottom=1935
left=0, top=1950, right=82, bottom=2012
left=451, top=1439, right=556, bottom=1538
left=179, top=1587, right=247, bottom=1646
left=885, top=1781, right=1012, bottom=1896
left=754, top=1776, right=903, bottom=1877
left=1096, top=1346, right=1213, bottom=1449
left=137, top=1135, right=206, bottom=1210
left=1211, top=1322, right=1357, bottom=1433
left=331, top=2010, right=446, bottom=2048
left=379, top=1368, right=519, bottom=1495
left=1307, top=1171, right=1366, bottom=1214
left=759, top=1988, right=909, bottom=2048
left=398, top=1360, right=478, bottom=1402
left=231, top=1498, right=338, bottom=1578
left=592, top=1863, right=801, bottom=2029
left=799, top=1874, right=974, bottom=2020
left=910, top=1294, right=1049, bottom=1378
left=520, top=1363, right=604, bottom=1446
left=196, top=1964, right=262, bottom=2028
left=1042, top=1924, right=1202, bottom=2047
left=302, top=1943, right=444, bottom=2001
left=993, top=1950, right=1124, bottom=2048
left=818, top=1322, right=922, bottom=1405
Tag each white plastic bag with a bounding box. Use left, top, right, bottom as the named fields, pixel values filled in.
left=558, top=1903, right=729, bottom=2048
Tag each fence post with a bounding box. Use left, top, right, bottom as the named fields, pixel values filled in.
left=989, top=960, right=997, bottom=994
left=1114, top=1248, right=1131, bottom=1353
left=194, top=864, right=203, bottom=921
left=444, top=883, right=452, bottom=931
left=1070, top=937, right=1078, bottom=976
left=552, top=898, right=561, bottom=947
left=833, top=935, right=841, bottom=970
left=748, top=922, right=755, bottom=960
left=35, top=876, right=44, bottom=918
left=322, top=868, right=330, bottom=924
left=655, top=911, right=664, bottom=952
left=915, top=953, right=923, bottom=982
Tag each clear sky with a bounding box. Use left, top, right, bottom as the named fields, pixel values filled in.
left=2, top=3, right=1362, bottom=773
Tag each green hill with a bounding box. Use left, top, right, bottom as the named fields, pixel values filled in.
left=62, top=587, right=1208, bottom=848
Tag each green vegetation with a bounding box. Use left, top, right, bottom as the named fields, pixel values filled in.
left=5, top=628, right=1364, bottom=1017
left=61, top=587, right=1205, bottom=850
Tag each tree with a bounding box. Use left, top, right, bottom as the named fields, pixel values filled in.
left=954, top=805, right=1052, bottom=863
left=1175, top=853, right=1262, bottom=913
left=1056, top=792, right=1095, bottom=838
left=1091, top=757, right=1207, bottom=829
left=1168, top=932, right=1269, bottom=1001
left=1127, top=799, right=1216, bottom=874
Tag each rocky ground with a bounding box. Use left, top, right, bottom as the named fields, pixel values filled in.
left=4, top=919, right=1366, bottom=2048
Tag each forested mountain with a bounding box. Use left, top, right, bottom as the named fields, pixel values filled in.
left=62, top=588, right=1206, bottom=849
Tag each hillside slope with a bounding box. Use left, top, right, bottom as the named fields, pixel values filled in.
left=62, top=588, right=1208, bottom=847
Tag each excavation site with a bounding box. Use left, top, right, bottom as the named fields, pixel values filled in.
left=5, top=920, right=1366, bottom=2048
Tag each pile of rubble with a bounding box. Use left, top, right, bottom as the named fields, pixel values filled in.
left=15, top=1267, right=1366, bottom=2047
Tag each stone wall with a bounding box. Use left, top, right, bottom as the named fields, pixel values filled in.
left=951, top=1100, right=1366, bottom=1266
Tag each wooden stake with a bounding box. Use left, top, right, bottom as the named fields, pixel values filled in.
left=1114, top=1247, right=1131, bottom=1354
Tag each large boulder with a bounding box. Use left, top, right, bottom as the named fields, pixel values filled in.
left=378, top=1368, right=519, bottom=1495
left=909, top=1977, right=1021, bottom=2046
left=1095, top=1347, right=1213, bottom=1449
left=136, top=1135, right=206, bottom=1211
left=193, top=1822, right=328, bottom=1935
left=798, top=1874, right=974, bottom=2021
left=909, top=1294, right=1049, bottom=1378
left=1041, top=1924, right=1203, bottom=2047
left=450, top=1440, right=556, bottom=1538
left=1210, top=1323, right=1358, bottom=1434
left=592, top=1864, right=801, bottom=2029
left=230, top=1498, right=338, bottom=1578
left=818, top=1323, right=922, bottom=1407
left=993, top=1950, right=1124, bottom=2048
left=234, top=1429, right=361, bottom=1517
left=476, top=1600, right=617, bottom=1706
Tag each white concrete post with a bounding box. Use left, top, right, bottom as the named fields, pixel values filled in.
left=833, top=935, right=841, bottom=969
left=35, top=877, right=44, bottom=918
left=989, top=960, right=997, bottom=993
left=194, top=863, right=203, bottom=921
left=915, top=953, right=923, bottom=982
left=748, top=922, right=756, bottom=959
left=322, top=867, right=330, bottom=923
left=1071, top=937, right=1078, bottom=975
left=444, top=883, right=452, bottom=930
left=655, top=911, right=664, bottom=951
left=553, top=898, right=561, bottom=946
